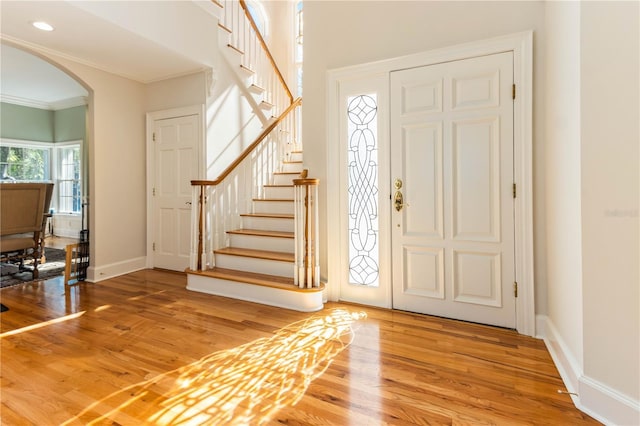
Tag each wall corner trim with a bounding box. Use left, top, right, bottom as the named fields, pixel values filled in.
left=539, top=315, right=640, bottom=425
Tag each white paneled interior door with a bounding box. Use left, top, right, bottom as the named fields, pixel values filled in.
left=153, top=114, right=199, bottom=271
left=390, top=52, right=516, bottom=328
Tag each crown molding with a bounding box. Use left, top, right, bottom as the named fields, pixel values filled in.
left=1, top=94, right=87, bottom=111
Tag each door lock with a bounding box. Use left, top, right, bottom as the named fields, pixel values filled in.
left=394, top=190, right=404, bottom=212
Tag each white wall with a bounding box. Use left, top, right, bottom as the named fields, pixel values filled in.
left=204, top=55, right=264, bottom=180
left=261, top=0, right=295, bottom=91
left=303, top=0, right=547, bottom=311
left=580, top=0, right=639, bottom=414
left=543, top=0, right=584, bottom=373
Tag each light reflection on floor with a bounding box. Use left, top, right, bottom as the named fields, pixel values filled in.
left=64, top=308, right=366, bottom=425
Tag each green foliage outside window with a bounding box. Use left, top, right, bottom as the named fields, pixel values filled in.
left=0, top=145, right=50, bottom=181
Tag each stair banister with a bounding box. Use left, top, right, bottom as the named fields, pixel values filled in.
left=294, top=176, right=320, bottom=288
left=190, top=98, right=302, bottom=272
left=238, top=0, right=293, bottom=104
left=218, top=0, right=294, bottom=117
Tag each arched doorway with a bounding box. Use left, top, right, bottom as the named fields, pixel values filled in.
left=1, top=42, right=91, bottom=243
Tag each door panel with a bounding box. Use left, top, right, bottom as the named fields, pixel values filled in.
left=391, top=52, right=515, bottom=328
left=154, top=114, right=199, bottom=271
left=402, top=123, right=443, bottom=239
left=451, top=117, right=500, bottom=242
left=403, top=246, right=445, bottom=299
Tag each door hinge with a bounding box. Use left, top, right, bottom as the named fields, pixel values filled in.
left=153, top=242, right=156, bottom=251
left=152, top=187, right=156, bottom=196
left=514, top=281, right=518, bottom=298
left=513, top=183, right=517, bottom=199
left=153, top=132, right=156, bottom=142
left=512, top=84, right=516, bottom=100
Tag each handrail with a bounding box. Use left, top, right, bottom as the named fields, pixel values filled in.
left=238, top=0, right=294, bottom=104
left=191, top=97, right=301, bottom=187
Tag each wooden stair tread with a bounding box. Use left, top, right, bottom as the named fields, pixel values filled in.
left=273, top=171, right=300, bottom=175
left=283, top=161, right=303, bottom=164
left=239, top=64, right=255, bottom=74
left=188, top=267, right=324, bottom=293
left=249, top=83, right=265, bottom=93
left=240, top=213, right=294, bottom=219
left=263, top=184, right=293, bottom=188
left=227, top=44, right=244, bottom=55
left=227, top=229, right=293, bottom=238
left=214, top=247, right=294, bottom=262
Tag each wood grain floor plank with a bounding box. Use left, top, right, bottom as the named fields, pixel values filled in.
left=0, top=270, right=599, bottom=425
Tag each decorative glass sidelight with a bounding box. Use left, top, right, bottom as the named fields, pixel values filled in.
left=347, top=94, right=379, bottom=286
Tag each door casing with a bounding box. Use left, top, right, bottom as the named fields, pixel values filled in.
left=327, top=31, right=535, bottom=335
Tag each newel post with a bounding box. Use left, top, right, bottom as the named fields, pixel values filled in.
left=293, top=177, right=320, bottom=288
left=190, top=181, right=217, bottom=272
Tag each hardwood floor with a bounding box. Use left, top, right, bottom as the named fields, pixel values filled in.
left=0, top=270, right=598, bottom=425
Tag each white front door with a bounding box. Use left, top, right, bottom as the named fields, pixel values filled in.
left=153, top=114, right=199, bottom=271
left=390, top=52, right=516, bottom=328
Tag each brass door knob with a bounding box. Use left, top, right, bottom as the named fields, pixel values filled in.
left=394, top=190, right=404, bottom=212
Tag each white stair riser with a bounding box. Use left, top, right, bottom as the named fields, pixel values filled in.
left=242, top=216, right=294, bottom=232
left=187, top=274, right=323, bottom=312
left=289, top=152, right=303, bottom=162
left=273, top=174, right=298, bottom=185
left=264, top=186, right=294, bottom=199
left=281, top=162, right=304, bottom=173
left=215, top=254, right=294, bottom=277
left=253, top=200, right=294, bottom=215
left=229, top=234, right=294, bottom=252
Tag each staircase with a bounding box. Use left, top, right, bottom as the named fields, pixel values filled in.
left=187, top=152, right=323, bottom=312
left=186, top=1, right=323, bottom=312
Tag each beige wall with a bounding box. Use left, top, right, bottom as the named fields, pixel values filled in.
left=32, top=52, right=147, bottom=271
left=544, top=0, right=584, bottom=370
left=303, top=0, right=548, bottom=310
left=581, top=1, right=639, bottom=403
left=146, top=72, right=206, bottom=113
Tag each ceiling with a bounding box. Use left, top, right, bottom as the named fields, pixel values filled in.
left=0, top=0, right=221, bottom=108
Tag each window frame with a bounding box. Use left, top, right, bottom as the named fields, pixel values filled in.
left=53, top=140, right=82, bottom=214
left=0, top=138, right=52, bottom=182
left=0, top=138, right=83, bottom=215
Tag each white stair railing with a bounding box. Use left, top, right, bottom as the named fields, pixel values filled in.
left=218, top=0, right=293, bottom=119
left=190, top=100, right=302, bottom=272
left=294, top=176, right=320, bottom=288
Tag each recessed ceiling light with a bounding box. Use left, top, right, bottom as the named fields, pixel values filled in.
left=32, top=21, right=54, bottom=31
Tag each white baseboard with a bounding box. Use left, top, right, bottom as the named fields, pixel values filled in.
left=578, top=376, right=640, bottom=426
left=538, top=314, right=640, bottom=425
left=86, top=256, right=146, bottom=283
